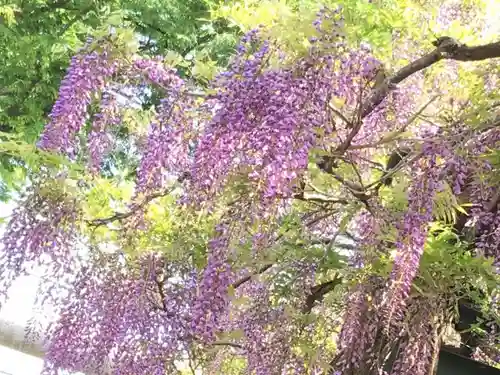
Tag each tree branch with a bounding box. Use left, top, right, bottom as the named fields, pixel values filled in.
left=293, top=191, right=349, bottom=205
left=302, top=276, right=342, bottom=314
left=211, top=341, right=243, bottom=349
left=320, top=37, right=500, bottom=167
left=87, top=172, right=190, bottom=228
left=361, top=38, right=500, bottom=135
left=232, top=264, right=273, bottom=289
left=155, top=278, right=168, bottom=312
left=328, top=103, right=352, bottom=128
left=87, top=188, right=175, bottom=227
left=444, top=40, right=500, bottom=61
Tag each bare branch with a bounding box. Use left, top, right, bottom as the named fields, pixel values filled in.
left=319, top=38, right=500, bottom=171
left=366, top=150, right=423, bottom=189
left=87, top=172, right=190, bottom=228
left=155, top=278, right=168, bottom=312
left=302, top=276, right=342, bottom=314
left=293, top=191, right=349, bottom=204
left=350, top=95, right=440, bottom=151
left=87, top=188, right=175, bottom=227
left=232, top=264, right=273, bottom=289
left=328, top=103, right=352, bottom=128
left=362, top=38, right=500, bottom=120
left=211, top=341, right=244, bottom=349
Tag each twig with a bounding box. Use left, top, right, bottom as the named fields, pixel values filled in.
left=345, top=153, right=365, bottom=188
left=211, top=341, right=244, bottom=349
left=329, top=172, right=371, bottom=208
left=293, top=191, right=349, bottom=204
left=365, top=151, right=423, bottom=190
left=328, top=103, right=352, bottom=127
left=307, top=181, right=330, bottom=196
left=310, top=239, right=356, bottom=249
left=318, top=38, right=500, bottom=174
left=350, top=95, right=440, bottom=151
left=232, top=264, right=273, bottom=289
left=87, top=173, right=189, bottom=228
left=87, top=187, right=175, bottom=227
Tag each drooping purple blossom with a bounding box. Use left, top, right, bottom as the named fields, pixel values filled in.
left=0, top=8, right=499, bottom=375
left=384, top=140, right=452, bottom=323
left=335, top=283, right=377, bottom=372
left=190, top=29, right=340, bottom=211
left=135, top=95, right=195, bottom=194
left=38, top=44, right=120, bottom=156
left=389, top=298, right=443, bottom=375
left=191, top=224, right=234, bottom=342
left=466, top=128, right=500, bottom=260
left=42, top=254, right=195, bottom=375
left=128, top=57, right=197, bottom=195
left=232, top=277, right=296, bottom=375
left=0, top=182, right=78, bottom=308
left=131, top=57, right=184, bottom=90
left=334, top=211, right=383, bottom=373
left=239, top=281, right=274, bottom=374
left=88, top=92, right=122, bottom=172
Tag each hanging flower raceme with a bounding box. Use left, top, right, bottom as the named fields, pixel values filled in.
left=43, top=254, right=194, bottom=375
left=383, top=140, right=452, bottom=324
left=334, top=210, right=386, bottom=374
left=88, top=91, right=122, bottom=172
left=130, top=58, right=197, bottom=194
left=389, top=298, right=445, bottom=375
left=238, top=281, right=274, bottom=374
left=465, top=127, right=500, bottom=261
left=190, top=31, right=336, bottom=211
left=333, top=47, right=383, bottom=107
left=191, top=223, right=234, bottom=343
left=232, top=279, right=295, bottom=375
left=0, top=180, right=78, bottom=308
left=38, top=41, right=121, bottom=156
left=440, top=126, right=499, bottom=260
left=131, top=57, right=184, bottom=90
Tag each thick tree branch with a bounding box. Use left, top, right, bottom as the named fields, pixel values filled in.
left=155, top=278, right=168, bottom=312
left=293, top=191, right=349, bottom=205
left=316, top=38, right=500, bottom=209
left=445, top=40, right=500, bottom=61
left=324, top=37, right=500, bottom=162
left=302, top=276, right=342, bottom=314
left=362, top=38, right=500, bottom=120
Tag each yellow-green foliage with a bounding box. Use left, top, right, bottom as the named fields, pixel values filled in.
left=0, top=5, right=18, bottom=26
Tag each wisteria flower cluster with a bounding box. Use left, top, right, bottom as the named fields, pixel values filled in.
left=38, top=42, right=122, bottom=156
left=0, top=5, right=498, bottom=375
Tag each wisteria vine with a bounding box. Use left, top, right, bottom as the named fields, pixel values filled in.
left=0, top=5, right=499, bottom=375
